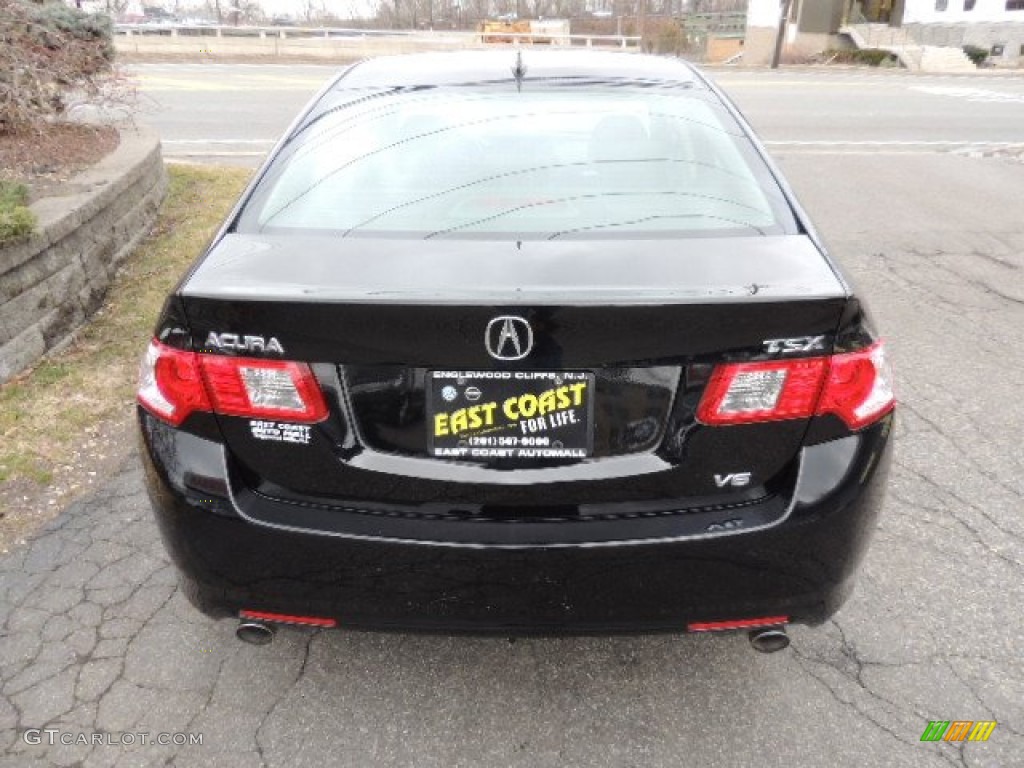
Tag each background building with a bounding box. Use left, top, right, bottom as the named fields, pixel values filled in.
left=745, top=0, right=1023, bottom=66
left=899, top=0, right=1024, bottom=63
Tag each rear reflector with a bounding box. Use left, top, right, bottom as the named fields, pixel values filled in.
left=137, top=339, right=328, bottom=426
left=688, top=615, right=789, bottom=632
left=697, top=341, right=894, bottom=430
left=239, top=610, right=337, bottom=628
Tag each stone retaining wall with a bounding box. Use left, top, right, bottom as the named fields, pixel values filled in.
left=0, top=127, right=167, bottom=383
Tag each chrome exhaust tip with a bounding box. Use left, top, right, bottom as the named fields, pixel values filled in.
left=236, top=620, right=276, bottom=646
left=748, top=626, right=790, bottom=653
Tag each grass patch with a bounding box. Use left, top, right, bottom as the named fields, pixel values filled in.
left=0, top=179, right=36, bottom=243
left=0, top=164, right=251, bottom=487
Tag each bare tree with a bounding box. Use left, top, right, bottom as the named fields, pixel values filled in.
left=368, top=0, right=753, bottom=27
left=237, top=1, right=263, bottom=24
left=104, top=0, right=131, bottom=16
left=301, top=0, right=327, bottom=23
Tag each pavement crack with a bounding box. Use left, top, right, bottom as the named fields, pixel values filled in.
left=900, top=401, right=1024, bottom=503
left=895, top=461, right=1023, bottom=569
left=253, top=629, right=317, bottom=768
left=790, top=619, right=965, bottom=768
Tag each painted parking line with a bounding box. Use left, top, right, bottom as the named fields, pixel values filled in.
left=164, top=151, right=268, bottom=157
left=162, top=139, right=277, bottom=145
left=163, top=138, right=1022, bottom=148
left=160, top=138, right=1023, bottom=160
left=764, top=140, right=1023, bottom=146
left=763, top=139, right=1024, bottom=154
left=136, top=75, right=327, bottom=91
left=161, top=140, right=274, bottom=160
left=910, top=85, right=1024, bottom=103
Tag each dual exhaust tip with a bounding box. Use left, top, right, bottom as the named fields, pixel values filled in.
left=236, top=615, right=790, bottom=653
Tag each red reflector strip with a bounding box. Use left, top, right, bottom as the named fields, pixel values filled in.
left=687, top=615, right=789, bottom=632
left=239, top=610, right=337, bottom=628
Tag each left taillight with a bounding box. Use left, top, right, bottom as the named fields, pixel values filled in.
left=137, top=339, right=328, bottom=426
left=137, top=340, right=210, bottom=426
left=697, top=340, right=895, bottom=430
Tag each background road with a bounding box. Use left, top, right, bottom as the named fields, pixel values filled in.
left=130, top=63, right=1024, bottom=163
left=2, top=63, right=1023, bottom=767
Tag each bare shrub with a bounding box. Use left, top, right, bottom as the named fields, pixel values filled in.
left=0, top=0, right=121, bottom=134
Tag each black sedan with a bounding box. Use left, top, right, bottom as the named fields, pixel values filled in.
left=137, top=50, right=894, bottom=651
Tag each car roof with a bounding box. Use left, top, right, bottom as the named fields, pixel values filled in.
left=332, top=50, right=705, bottom=90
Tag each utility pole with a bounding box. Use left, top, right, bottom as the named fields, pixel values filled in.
left=770, top=0, right=794, bottom=70
left=638, top=0, right=647, bottom=49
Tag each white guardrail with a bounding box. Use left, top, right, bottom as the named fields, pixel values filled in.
left=114, top=24, right=641, bottom=50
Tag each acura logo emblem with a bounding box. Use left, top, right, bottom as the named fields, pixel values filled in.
left=485, top=316, right=533, bottom=361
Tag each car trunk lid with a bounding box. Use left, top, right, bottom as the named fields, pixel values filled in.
left=179, top=233, right=847, bottom=505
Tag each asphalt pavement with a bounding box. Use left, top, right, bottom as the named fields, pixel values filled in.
left=2, top=62, right=1023, bottom=767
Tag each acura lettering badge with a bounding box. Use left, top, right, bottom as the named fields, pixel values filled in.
left=485, top=316, right=533, bottom=361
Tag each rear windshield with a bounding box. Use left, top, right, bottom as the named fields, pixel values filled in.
left=235, top=82, right=798, bottom=240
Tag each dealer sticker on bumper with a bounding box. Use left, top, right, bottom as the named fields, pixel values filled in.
left=428, top=370, right=595, bottom=460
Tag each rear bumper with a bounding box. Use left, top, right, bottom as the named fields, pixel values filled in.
left=140, top=411, right=892, bottom=634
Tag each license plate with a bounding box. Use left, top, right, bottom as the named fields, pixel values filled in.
left=428, top=370, right=595, bottom=460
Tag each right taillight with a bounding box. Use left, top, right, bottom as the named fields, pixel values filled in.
left=697, top=340, right=894, bottom=430
left=137, top=339, right=328, bottom=426
left=815, top=341, right=895, bottom=430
